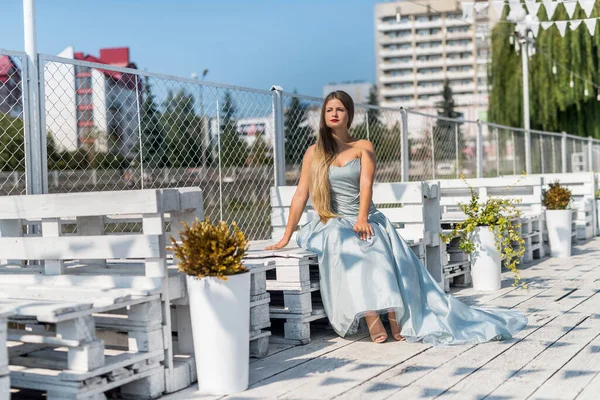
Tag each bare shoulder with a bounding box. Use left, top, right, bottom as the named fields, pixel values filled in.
left=303, top=144, right=316, bottom=161
left=354, top=139, right=375, bottom=152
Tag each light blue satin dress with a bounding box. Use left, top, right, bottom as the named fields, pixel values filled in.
left=296, top=158, right=527, bottom=345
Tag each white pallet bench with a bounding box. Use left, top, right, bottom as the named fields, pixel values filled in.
left=534, top=172, right=597, bottom=240
left=269, top=182, right=443, bottom=285
left=0, top=187, right=204, bottom=398
left=0, top=307, right=12, bottom=400
left=436, top=176, right=548, bottom=290
left=248, top=181, right=443, bottom=343
left=1, top=289, right=163, bottom=400
left=248, top=261, right=276, bottom=358
left=245, top=243, right=325, bottom=345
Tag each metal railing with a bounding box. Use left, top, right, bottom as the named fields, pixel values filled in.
left=2, top=48, right=600, bottom=239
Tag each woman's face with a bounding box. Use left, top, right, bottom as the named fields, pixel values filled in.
left=324, top=98, right=348, bottom=130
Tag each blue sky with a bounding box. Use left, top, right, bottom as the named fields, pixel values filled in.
left=2, top=0, right=378, bottom=97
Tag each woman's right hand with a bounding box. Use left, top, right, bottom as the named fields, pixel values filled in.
left=265, top=237, right=290, bottom=250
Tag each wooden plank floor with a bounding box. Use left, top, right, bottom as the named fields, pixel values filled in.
left=163, top=238, right=600, bottom=400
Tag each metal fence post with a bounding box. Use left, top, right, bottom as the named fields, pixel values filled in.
left=400, top=108, right=409, bottom=182
left=476, top=121, right=483, bottom=178
left=561, top=131, right=568, bottom=173
left=525, top=129, right=532, bottom=175
left=23, top=0, right=45, bottom=194
left=270, top=86, right=285, bottom=186
left=588, top=137, right=594, bottom=172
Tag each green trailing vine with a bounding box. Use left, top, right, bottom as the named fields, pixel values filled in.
left=441, top=175, right=527, bottom=288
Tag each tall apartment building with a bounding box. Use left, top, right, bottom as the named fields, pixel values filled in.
left=374, top=0, right=492, bottom=121
left=322, top=81, right=375, bottom=104
left=45, top=46, right=140, bottom=156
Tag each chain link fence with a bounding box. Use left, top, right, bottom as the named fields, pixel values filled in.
left=3, top=50, right=600, bottom=238
left=0, top=50, right=25, bottom=195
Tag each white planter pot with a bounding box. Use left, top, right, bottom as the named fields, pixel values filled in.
left=186, top=271, right=250, bottom=395
left=469, top=226, right=501, bottom=291
left=546, top=209, right=572, bottom=258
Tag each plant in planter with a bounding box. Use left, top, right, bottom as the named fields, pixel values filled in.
left=442, top=176, right=526, bottom=290
left=169, top=218, right=250, bottom=395
left=543, top=181, right=573, bottom=258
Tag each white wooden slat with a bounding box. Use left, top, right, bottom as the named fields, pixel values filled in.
left=271, top=208, right=318, bottom=228
left=42, top=218, right=64, bottom=275
left=0, top=234, right=162, bottom=260
left=7, top=331, right=81, bottom=347
left=270, top=186, right=311, bottom=208
left=76, top=216, right=106, bottom=268
left=371, top=182, right=428, bottom=204
left=271, top=182, right=428, bottom=208
left=0, top=286, right=133, bottom=308
left=0, top=219, right=24, bottom=266
left=271, top=206, right=426, bottom=228
left=0, top=274, right=163, bottom=293
left=377, top=206, right=424, bottom=224
left=0, top=299, right=93, bottom=321
left=0, top=189, right=162, bottom=220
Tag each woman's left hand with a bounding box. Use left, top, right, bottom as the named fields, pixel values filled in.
left=353, top=220, right=374, bottom=241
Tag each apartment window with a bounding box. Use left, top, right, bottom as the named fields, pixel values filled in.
left=417, top=67, right=442, bottom=75
left=77, top=93, right=92, bottom=105
left=478, top=77, right=487, bottom=85
left=79, top=109, right=93, bottom=122
left=387, top=30, right=410, bottom=38
left=387, top=57, right=411, bottom=64
left=387, top=95, right=412, bottom=102
left=74, top=66, right=91, bottom=74
left=76, top=76, right=92, bottom=90
left=417, top=55, right=441, bottom=62
left=389, top=70, right=412, bottom=77
left=447, top=13, right=461, bottom=20
left=382, top=16, right=409, bottom=24
left=387, top=83, right=412, bottom=89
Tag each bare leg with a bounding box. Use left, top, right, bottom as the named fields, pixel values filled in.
left=388, top=311, right=405, bottom=341
left=364, top=312, right=387, bottom=343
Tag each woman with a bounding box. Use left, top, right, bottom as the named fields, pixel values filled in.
left=266, top=91, right=527, bottom=345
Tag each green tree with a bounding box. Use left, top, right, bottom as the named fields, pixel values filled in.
left=0, top=113, right=25, bottom=171
left=489, top=5, right=600, bottom=137
left=351, top=86, right=399, bottom=163
left=284, top=91, right=314, bottom=165
left=433, top=80, right=462, bottom=162
left=140, top=76, right=168, bottom=168
left=161, top=89, right=203, bottom=167
left=249, top=132, right=272, bottom=165
left=219, top=91, right=249, bottom=167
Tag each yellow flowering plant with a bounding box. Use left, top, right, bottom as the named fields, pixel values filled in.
left=169, top=218, right=249, bottom=280
left=441, top=175, right=527, bottom=288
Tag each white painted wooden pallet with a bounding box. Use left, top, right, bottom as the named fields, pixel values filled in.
left=4, top=291, right=165, bottom=400
left=0, top=307, right=12, bottom=400
left=0, top=187, right=205, bottom=397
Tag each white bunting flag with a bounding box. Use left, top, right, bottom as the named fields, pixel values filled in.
left=563, top=2, right=578, bottom=19
left=491, top=1, right=505, bottom=16
left=584, top=18, right=597, bottom=35
left=541, top=21, right=555, bottom=30
left=525, top=1, right=541, bottom=17
left=579, top=0, right=595, bottom=19
left=570, top=19, right=582, bottom=30
left=531, top=22, right=541, bottom=37
left=555, top=20, right=568, bottom=37
left=542, top=0, right=558, bottom=20
left=462, top=2, right=474, bottom=20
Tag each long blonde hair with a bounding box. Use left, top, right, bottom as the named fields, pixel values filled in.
left=310, top=91, right=355, bottom=221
